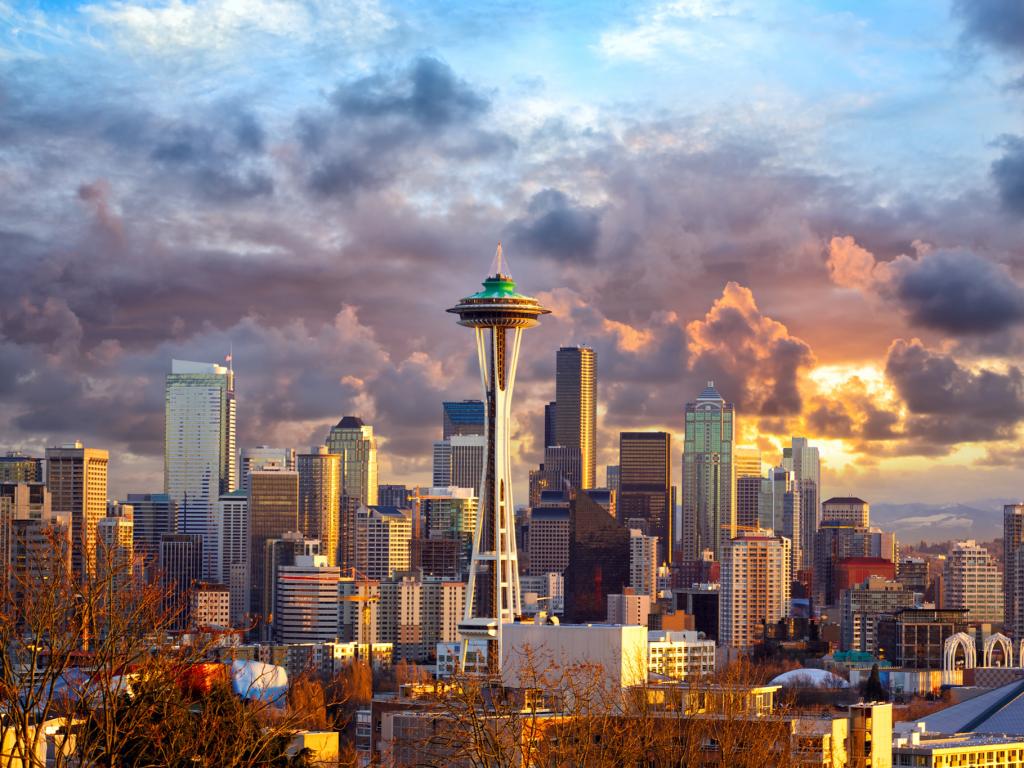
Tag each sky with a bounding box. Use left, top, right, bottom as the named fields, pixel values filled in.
left=3, top=0, right=1024, bottom=508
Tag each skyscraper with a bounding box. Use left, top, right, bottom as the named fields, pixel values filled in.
left=555, top=345, right=596, bottom=490
left=248, top=468, right=298, bottom=629
left=160, top=533, right=203, bottom=630
left=734, top=446, right=762, bottom=531
left=164, top=359, right=236, bottom=580
left=544, top=401, right=557, bottom=448
left=326, top=416, right=378, bottom=508
left=759, top=467, right=801, bottom=571
left=326, top=416, right=378, bottom=569
left=448, top=246, right=549, bottom=671
left=1006, top=504, right=1024, bottom=639
left=782, top=437, right=821, bottom=570
left=297, top=447, right=340, bottom=568
left=442, top=400, right=485, bottom=439
left=355, top=506, right=412, bottom=580
left=126, top=493, right=176, bottom=579
left=239, top=446, right=295, bottom=493
left=432, top=434, right=485, bottom=490
left=618, top=431, right=672, bottom=563
left=46, top=442, right=109, bottom=582
left=214, top=490, right=248, bottom=625
left=275, top=555, right=340, bottom=643
left=681, top=382, right=735, bottom=562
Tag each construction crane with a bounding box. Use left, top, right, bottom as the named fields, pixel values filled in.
left=338, top=567, right=379, bottom=665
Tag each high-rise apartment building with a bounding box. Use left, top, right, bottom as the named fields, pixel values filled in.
left=681, top=382, right=735, bottom=561
left=214, top=490, right=248, bottom=625
left=297, top=447, right=340, bottom=568
left=46, top=442, right=109, bottom=582
left=239, top=446, right=295, bottom=493
left=248, top=468, right=298, bottom=628
left=944, top=540, right=1003, bottom=624
left=618, top=432, right=672, bottom=563
left=355, top=506, right=412, bottom=581
left=554, top=345, right=596, bottom=490
left=1005, top=504, right=1024, bottom=639
left=275, top=555, right=340, bottom=643
left=0, top=453, right=43, bottom=484
left=720, top=530, right=790, bottom=651
left=542, top=446, right=582, bottom=492
left=822, top=497, right=869, bottom=527
left=629, top=528, right=659, bottom=598
left=164, top=359, right=236, bottom=580
left=442, top=400, right=485, bottom=439
left=0, top=482, right=65, bottom=603
left=782, top=437, right=821, bottom=574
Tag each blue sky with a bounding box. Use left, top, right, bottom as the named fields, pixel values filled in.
left=3, top=0, right=1024, bottom=514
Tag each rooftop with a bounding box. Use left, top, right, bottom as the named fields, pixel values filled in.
left=696, top=381, right=724, bottom=402
left=334, top=415, right=365, bottom=429
left=823, top=496, right=868, bottom=505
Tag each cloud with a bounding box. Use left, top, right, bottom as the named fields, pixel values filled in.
left=83, top=0, right=394, bottom=56
left=687, top=282, right=815, bottom=416
left=597, top=0, right=746, bottom=61
left=301, top=56, right=514, bottom=199
left=886, top=338, right=1024, bottom=442
left=506, top=189, right=602, bottom=264
left=826, top=235, right=1024, bottom=334
left=992, top=135, right=1024, bottom=214
left=953, top=0, right=1024, bottom=58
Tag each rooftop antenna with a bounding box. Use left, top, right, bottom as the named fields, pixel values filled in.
left=489, top=241, right=510, bottom=278
left=226, top=342, right=233, bottom=373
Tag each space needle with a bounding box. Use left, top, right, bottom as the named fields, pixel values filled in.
left=448, top=244, right=550, bottom=674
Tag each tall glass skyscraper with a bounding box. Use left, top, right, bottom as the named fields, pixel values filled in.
left=164, top=359, right=237, bottom=580
left=297, top=447, right=340, bottom=567
left=618, top=431, right=672, bottom=563
left=555, top=345, right=596, bottom=490
left=681, top=382, right=735, bottom=562
left=325, top=416, right=378, bottom=570
left=325, top=416, right=378, bottom=509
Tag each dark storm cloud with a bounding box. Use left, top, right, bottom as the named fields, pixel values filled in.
left=954, top=0, right=1024, bottom=57
left=886, top=338, right=1024, bottom=442
left=992, top=135, right=1024, bottom=215
left=302, top=56, right=514, bottom=200
left=150, top=113, right=274, bottom=202
left=332, top=56, right=488, bottom=128
left=506, top=189, right=602, bottom=264
left=894, top=249, right=1024, bottom=333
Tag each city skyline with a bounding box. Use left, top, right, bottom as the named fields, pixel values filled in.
left=5, top=1, right=1024, bottom=509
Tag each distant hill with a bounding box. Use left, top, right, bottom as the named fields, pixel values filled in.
left=869, top=500, right=1013, bottom=544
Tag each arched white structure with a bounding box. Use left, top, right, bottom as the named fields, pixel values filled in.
left=1018, top=639, right=1024, bottom=669
left=984, top=633, right=1013, bottom=668
left=944, top=632, right=977, bottom=671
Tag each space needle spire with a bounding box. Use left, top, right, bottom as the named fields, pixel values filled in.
left=448, top=244, right=550, bottom=674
